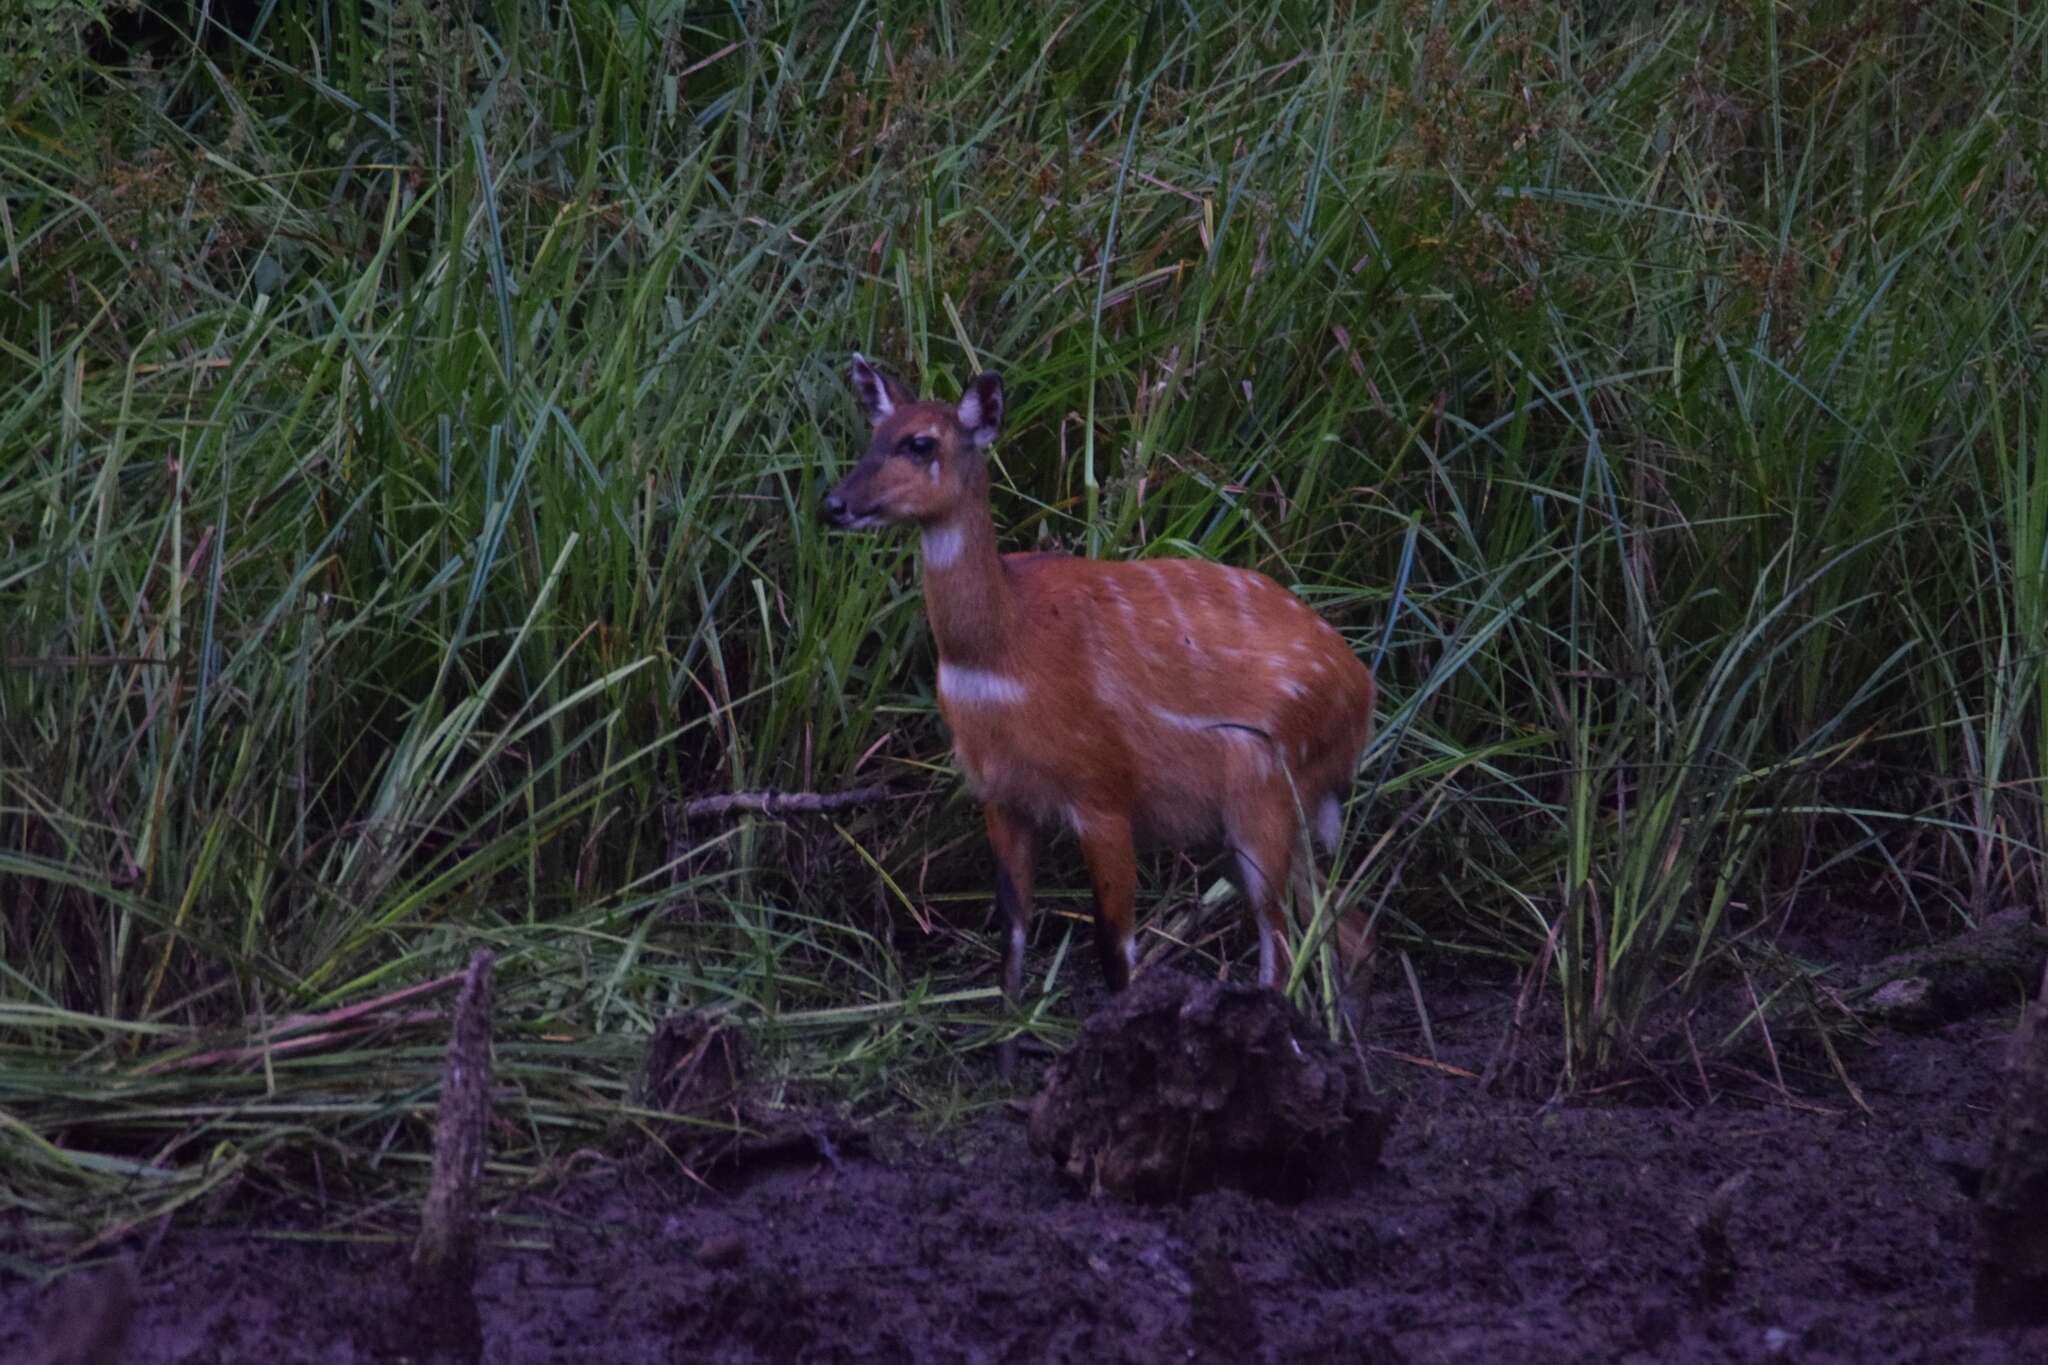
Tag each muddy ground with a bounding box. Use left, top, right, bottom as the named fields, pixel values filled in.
left=7, top=946, right=2047, bottom=1364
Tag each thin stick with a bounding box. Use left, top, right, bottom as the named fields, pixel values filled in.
left=681, top=785, right=910, bottom=820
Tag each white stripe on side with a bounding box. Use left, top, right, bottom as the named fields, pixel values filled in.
left=1149, top=705, right=1239, bottom=732
left=938, top=662, right=1029, bottom=706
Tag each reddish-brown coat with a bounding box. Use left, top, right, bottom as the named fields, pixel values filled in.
left=935, top=552, right=1372, bottom=853
left=823, top=356, right=1376, bottom=1058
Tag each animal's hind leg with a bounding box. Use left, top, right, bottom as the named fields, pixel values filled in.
left=1226, top=797, right=1299, bottom=990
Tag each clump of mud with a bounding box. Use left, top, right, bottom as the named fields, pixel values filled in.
left=1027, top=969, right=1392, bottom=1202
left=636, top=1011, right=754, bottom=1166
left=1858, top=909, right=2048, bottom=1029
left=19, top=1257, right=135, bottom=1365
left=635, top=1012, right=860, bottom=1177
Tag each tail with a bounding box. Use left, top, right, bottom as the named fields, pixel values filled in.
left=1297, top=782, right=1375, bottom=1034
left=1291, top=842, right=1376, bottom=981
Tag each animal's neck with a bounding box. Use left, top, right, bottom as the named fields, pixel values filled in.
left=920, top=501, right=1013, bottom=666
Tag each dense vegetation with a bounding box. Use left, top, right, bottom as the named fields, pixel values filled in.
left=3, top=0, right=2043, bottom=1242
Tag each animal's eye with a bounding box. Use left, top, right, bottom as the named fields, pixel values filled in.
left=899, top=435, right=938, bottom=457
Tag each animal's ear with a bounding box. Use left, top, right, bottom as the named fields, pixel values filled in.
left=956, top=372, right=1004, bottom=449
left=849, top=353, right=913, bottom=426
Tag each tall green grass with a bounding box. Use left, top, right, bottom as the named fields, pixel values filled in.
left=3, top=0, right=2044, bottom=1242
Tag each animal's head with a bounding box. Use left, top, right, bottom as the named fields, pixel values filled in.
left=821, top=354, right=1005, bottom=530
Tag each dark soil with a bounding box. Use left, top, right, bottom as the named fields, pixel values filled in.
left=6, top=963, right=2045, bottom=1363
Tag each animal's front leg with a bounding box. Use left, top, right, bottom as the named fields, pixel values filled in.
left=985, top=803, right=1038, bottom=1079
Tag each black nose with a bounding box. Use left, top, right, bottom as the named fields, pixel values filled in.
left=821, top=491, right=847, bottom=524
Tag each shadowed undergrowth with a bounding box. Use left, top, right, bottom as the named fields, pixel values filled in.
left=1, top=0, right=2044, bottom=1247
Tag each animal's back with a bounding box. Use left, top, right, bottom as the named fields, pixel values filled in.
left=988, top=552, right=1373, bottom=845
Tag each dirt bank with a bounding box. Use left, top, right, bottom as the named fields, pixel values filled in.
left=5, top=974, right=2043, bottom=1363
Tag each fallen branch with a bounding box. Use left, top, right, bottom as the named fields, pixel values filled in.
left=681, top=784, right=910, bottom=820
left=141, top=969, right=468, bottom=1074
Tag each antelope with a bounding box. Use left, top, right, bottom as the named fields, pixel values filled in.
left=822, top=355, right=1376, bottom=1057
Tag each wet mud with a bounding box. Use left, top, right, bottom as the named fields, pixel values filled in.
left=6, top=963, right=2044, bottom=1363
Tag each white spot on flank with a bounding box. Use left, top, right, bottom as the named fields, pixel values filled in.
left=1093, top=668, right=1131, bottom=711
left=1281, top=679, right=1309, bottom=700
left=1232, top=574, right=1255, bottom=621
left=938, top=663, right=1029, bottom=706
left=923, top=525, right=962, bottom=567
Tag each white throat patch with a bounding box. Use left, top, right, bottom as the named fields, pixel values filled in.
left=923, top=525, right=963, bottom=567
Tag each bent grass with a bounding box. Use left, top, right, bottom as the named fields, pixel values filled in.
left=2, top=0, right=2044, bottom=1246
